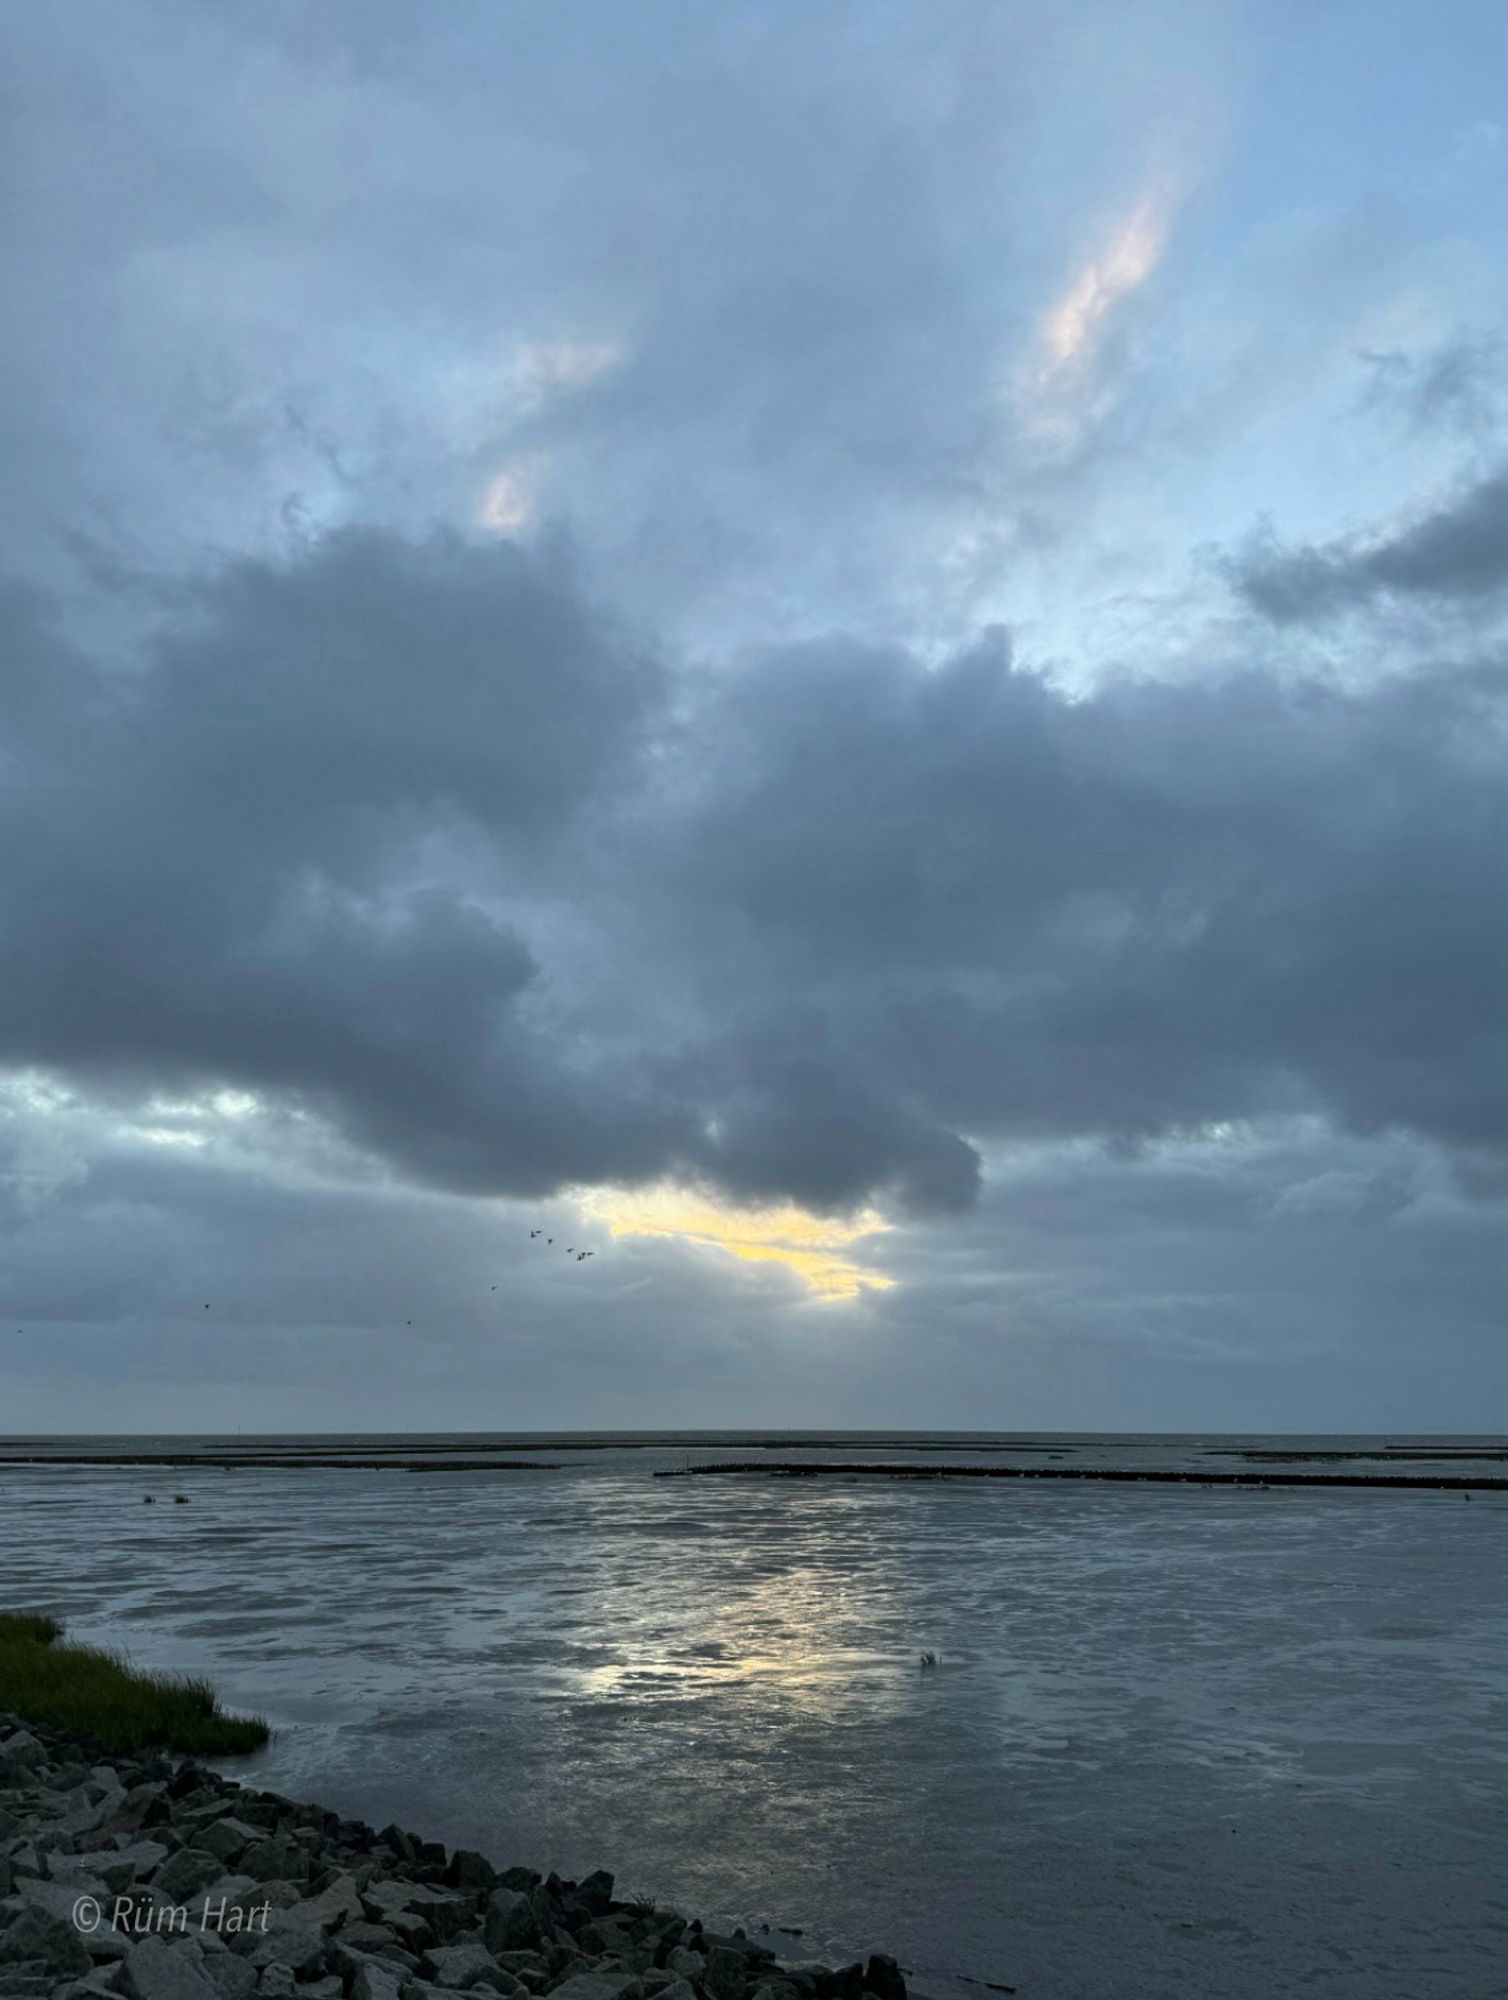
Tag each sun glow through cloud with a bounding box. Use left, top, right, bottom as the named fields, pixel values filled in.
left=1043, top=193, right=1171, bottom=374
left=579, top=1184, right=895, bottom=1300
left=1013, top=176, right=1180, bottom=457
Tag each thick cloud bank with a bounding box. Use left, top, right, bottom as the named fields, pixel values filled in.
left=3, top=529, right=1502, bottom=1218
left=1237, top=463, right=1508, bottom=623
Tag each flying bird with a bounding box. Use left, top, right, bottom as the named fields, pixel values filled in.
left=530, top=1230, right=540, bottom=1239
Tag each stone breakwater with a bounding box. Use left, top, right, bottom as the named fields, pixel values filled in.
left=0, top=1715, right=912, bottom=2000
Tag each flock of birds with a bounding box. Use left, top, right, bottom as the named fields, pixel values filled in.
left=396, top=1227, right=598, bottom=1325
left=528, top=1227, right=596, bottom=1263
left=1, top=1230, right=610, bottom=1336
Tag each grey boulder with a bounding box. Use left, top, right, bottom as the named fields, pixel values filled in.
left=547, top=1975, right=641, bottom=2000
left=0, top=1902, right=93, bottom=1979
left=119, top=1935, right=220, bottom=2000
left=483, top=1888, right=543, bottom=1955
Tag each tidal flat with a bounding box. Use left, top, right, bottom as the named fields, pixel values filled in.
left=5, top=1433, right=1505, bottom=2000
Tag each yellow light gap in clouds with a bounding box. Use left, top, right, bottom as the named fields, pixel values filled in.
left=577, top=1184, right=895, bottom=1301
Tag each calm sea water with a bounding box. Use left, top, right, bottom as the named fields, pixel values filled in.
left=4, top=1433, right=1505, bottom=2000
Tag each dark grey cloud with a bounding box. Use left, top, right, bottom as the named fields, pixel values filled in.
left=664, top=632, right=1507, bottom=1182
left=2, top=528, right=1503, bottom=1230
left=0, top=533, right=695, bottom=1200
left=1236, top=462, right=1508, bottom=622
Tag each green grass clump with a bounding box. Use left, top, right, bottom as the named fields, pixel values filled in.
left=0, top=1612, right=269, bottom=1757
left=2, top=1612, right=62, bottom=1646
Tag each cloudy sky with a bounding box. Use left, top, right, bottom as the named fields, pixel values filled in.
left=2, top=0, right=1504, bottom=1433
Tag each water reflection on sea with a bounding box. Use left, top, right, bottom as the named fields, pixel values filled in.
left=4, top=1433, right=1505, bottom=2000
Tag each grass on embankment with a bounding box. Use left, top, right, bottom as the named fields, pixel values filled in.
left=0, top=1612, right=268, bottom=1756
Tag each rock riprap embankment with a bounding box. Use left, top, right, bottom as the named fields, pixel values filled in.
left=0, top=1716, right=910, bottom=2000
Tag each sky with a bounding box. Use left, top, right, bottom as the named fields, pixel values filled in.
left=1, top=0, right=1504, bottom=1433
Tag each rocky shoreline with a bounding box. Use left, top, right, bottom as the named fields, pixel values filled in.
left=0, top=1714, right=911, bottom=2000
